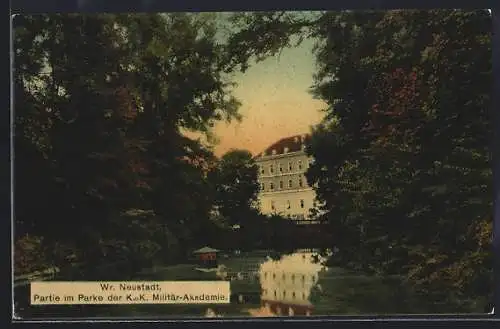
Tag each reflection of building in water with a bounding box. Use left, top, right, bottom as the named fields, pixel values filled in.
left=258, top=252, right=325, bottom=316
left=254, top=135, right=319, bottom=222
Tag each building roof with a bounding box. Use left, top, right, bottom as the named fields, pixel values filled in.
left=259, top=252, right=325, bottom=274
left=256, top=134, right=311, bottom=158
left=193, top=246, right=220, bottom=254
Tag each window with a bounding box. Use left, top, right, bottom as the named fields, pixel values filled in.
left=286, top=200, right=291, bottom=209
left=272, top=149, right=277, bottom=155
left=270, top=182, right=274, bottom=191
left=288, top=180, right=292, bottom=188
left=261, top=167, right=265, bottom=174
left=300, top=200, right=305, bottom=208
left=261, top=183, right=265, bottom=191
left=273, top=273, right=276, bottom=279
left=298, top=160, right=302, bottom=170
left=270, top=164, right=274, bottom=174
left=302, top=292, right=306, bottom=300
left=279, top=181, right=283, bottom=189
left=271, top=201, right=275, bottom=211
left=283, top=291, right=287, bottom=298
left=292, top=292, right=296, bottom=299
left=299, top=178, right=303, bottom=188
left=291, top=274, right=295, bottom=283
left=264, top=272, right=267, bottom=279
left=288, top=162, right=293, bottom=171
left=274, top=290, right=277, bottom=297
left=282, top=273, right=286, bottom=280
left=279, top=163, right=283, bottom=173
left=284, top=147, right=289, bottom=154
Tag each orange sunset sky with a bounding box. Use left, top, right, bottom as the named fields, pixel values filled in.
left=208, top=37, right=327, bottom=157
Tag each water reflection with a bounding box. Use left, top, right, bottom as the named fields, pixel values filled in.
left=245, top=250, right=327, bottom=317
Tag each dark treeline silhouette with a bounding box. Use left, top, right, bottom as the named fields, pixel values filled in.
left=211, top=217, right=332, bottom=252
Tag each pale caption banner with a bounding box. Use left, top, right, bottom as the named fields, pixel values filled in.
left=31, top=281, right=230, bottom=305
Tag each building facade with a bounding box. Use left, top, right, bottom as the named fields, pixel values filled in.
left=255, top=134, right=317, bottom=221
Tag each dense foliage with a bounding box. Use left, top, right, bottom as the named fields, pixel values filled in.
left=208, top=149, right=260, bottom=226
left=14, top=13, right=243, bottom=274
left=309, top=10, right=492, bottom=309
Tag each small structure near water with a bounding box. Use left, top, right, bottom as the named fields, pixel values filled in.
left=193, top=246, right=220, bottom=269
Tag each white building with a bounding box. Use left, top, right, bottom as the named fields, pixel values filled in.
left=254, top=134, right=318, bottom=221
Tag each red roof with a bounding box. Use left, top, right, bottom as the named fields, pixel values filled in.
left=257, top=134, right=310, bottom=157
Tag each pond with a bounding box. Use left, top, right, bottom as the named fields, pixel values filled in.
left=13, top=249, right=470, bottom=319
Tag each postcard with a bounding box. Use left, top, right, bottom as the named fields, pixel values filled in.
left=12, top=10, right=493, bottom=319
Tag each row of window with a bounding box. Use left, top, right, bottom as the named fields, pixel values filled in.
left=271, top=199, right=305, bottom=211
left=263, top=289, right=308, bottom=301
left=263, top=272, right=316, bottom=282
left=260, top=159, right=314, bottom=175
left=260, top=178, right=306, bottom=191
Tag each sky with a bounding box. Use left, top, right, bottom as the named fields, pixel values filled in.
left=210, top=38, right=327, bottom=157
